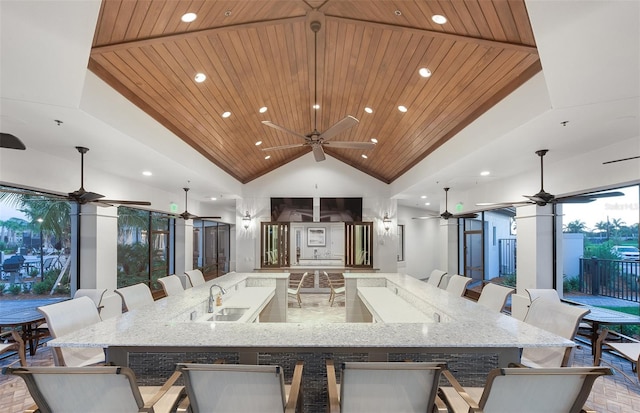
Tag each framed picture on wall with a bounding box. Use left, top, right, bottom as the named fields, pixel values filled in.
left=307, top=227, right=326, bottom=246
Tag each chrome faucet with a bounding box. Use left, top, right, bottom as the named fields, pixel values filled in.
left=208, top=284, right=227, bottom=313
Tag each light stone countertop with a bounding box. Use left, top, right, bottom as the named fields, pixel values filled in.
left=48, top=272, right=573, bottom=351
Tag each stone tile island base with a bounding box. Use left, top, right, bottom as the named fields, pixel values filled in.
left=126, top=348, right=500, bottom=413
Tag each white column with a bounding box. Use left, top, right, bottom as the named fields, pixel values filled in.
left=78, top=204, right=118, bottom=290
left=511, top=203, right=561, bottom=319
left=174, top=219, right=194, bottom=274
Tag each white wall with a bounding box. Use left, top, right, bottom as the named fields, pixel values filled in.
left=236, top=154, right=399, bottom=273
left=563, top=233, right=584, bottom=278
left=396, top=205, right=443, bottom=278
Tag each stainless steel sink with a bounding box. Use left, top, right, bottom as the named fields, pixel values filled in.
left=207, top=307, right=250, bottom=322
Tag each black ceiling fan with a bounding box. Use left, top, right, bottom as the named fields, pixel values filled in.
left=479, top=149, right=624, bottom=207
left=413, top=187, right=478, bottom=220
left=260, top=20, right=376, bottom=162
left=0, top=133, right=26, bottom=150
left=175, top=187, right=221, bottom=220
left=2, top=146, right=151, bottom=206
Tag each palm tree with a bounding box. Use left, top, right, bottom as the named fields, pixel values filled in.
left=610, top=218, right=626, bottom=237
left=564, top=220, right=587, bottom=233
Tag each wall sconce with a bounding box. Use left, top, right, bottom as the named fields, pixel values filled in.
left=242, top=211, right=251, bottom=229
left=383, top=213, right=392, bottom=231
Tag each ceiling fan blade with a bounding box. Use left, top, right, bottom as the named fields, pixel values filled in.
left=0, top=133, right=26, bottom=150
left=70, top=190, right=105, bottom=204
left=319, top=115, right=359, bottom=141
left=100, top=199, right=152, bottom=206
left=453, top=213, right=479, bottom=219
left=261, top=143, right=306, bottom=152
left=196, top=216, right=222, bottom=220
left=558, top=191, right=624, bottom=203
left=261, top=121, right=307, bottom=141
left=324, top=141, right=376, bottom=149
left=312, top=144, right=326, bottom=162
left=603, top=155, right=639, bottom=164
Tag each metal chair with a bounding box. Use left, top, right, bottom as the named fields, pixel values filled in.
left=439, top=366, right=612, bottom=413
left=37, top=296, right=105, bottom=367
left=4, top=365, right=185, bottom=413
left=288, top=272, right=309, bottom=307
left=445, top=274, right=472, bottom=297
left=594, top=327, right=640, bottom=383
left=520, top=298, right=590, bottom=367
left=425, top=269, right=447, bottom=287
left=476, top=283, right=514, bottom=313
left=115, top=283, right=154, bottom=312
left=185, top=269, right=206, bottom=288
left=176, top=361, right=303, bottom=413
left=326, top=360, right=446, bottom=413
left=323, top=271, right=345, bottom=307
left=0, top=330, right=26, bottom=366
left=158, top=274, right=185, bottom=296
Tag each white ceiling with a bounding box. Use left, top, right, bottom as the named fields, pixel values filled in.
left=1, top=0, right=638, bottom=214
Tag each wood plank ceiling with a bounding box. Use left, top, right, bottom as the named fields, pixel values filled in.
left=89, top=0, right=540, bottom=184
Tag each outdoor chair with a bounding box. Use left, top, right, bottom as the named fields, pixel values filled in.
left=476, top=283, right=514, bottom=313
left=158, top=274, right=185, bottom=296
left=288, top=272, right=309, bottom=307
left=37, top=296, right=105, bottom=367
left=520, top=298, right=590, bottom=367
left=4, top=365, right=185, bottom=413
left=425, top=269, right=446, bottom=287
left=526, top=288, right=592, bottom=332
left=438, top=365, right=612, bottom=413
left=73, top=288, right=122, bottom=320
left=323, top=271, right=345, bottom=307
left=185, top=269, right=205, bottom=288
left=115, top=283, right=154, bottom=312
left=0, top=330, right=26, bottom=366
left=445, top=274, right=472, bottom=297
left=326, top=359, right=446, bottom=413
left=594, top=327, right=640, bottom=383
left=176, top=361, right=303, bottom=413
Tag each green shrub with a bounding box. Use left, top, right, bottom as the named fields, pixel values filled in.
left=501, top=273, right=516, bottom=287
left=563, top=275, right=581, bottom=293
left=32, top=279, right=54, bottom=295
left=8, top=284, right=21, bottom=295
left=0, top=283, right=5, bottom=295
left=22, top=283, right=31, bottom=293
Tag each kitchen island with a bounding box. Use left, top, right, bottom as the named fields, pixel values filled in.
left=49, top=272, right=573, bottom=412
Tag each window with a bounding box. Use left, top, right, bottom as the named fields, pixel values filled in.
left=559, top=184, right=639, bottom=302
left=0, top=186, right=74, bottom=297
left=397, top=224, right=405, bottom=261
left=117, top=207, right=175, bottom=291
left=193, top=220, right=231, bottom=278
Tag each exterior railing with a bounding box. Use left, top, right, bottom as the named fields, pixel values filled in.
left=578, top=257, right=640, bottom=302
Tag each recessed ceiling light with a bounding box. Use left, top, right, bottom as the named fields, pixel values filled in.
left=210, top=197, right=217, bottom=201
left=255, top=141, right=262, bottom=146
left=313, top=104, right=320, bottom=110
left=370, top=138, right=378, bottom=144
left=181, top=12, right=197, bottom=23
left=364, top=107, right=373, bottom=114
left=419, top=68, right=432, bottom=78
left=265, top=155, right=271, bottom=160
left=259, top=106, right=268, bottom=113
left=398, top=105, right=407, bottom=113
left=361, top=154, right=368, bottom=159
left=420, top=195, right=427, bottom=199
left=224, top=10, right=232, bottom=17
left=221, top=111, right=231, bottom=118
left=142, top=171, right=152, bottom=176
left=194, top=73, right=206, bottom=83
left=480, top=171, right=490, bottom=176
left=425, top=202, right=431, bottom=206
left=394, top=10, right=402, bottom=16
left=432, top=14, right=447, bottom=24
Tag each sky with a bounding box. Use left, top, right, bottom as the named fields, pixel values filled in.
left=562, top=185, right=639, bottom=231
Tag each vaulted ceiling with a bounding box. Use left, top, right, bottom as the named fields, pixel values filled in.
left=89, top=0, right=540, bottom=184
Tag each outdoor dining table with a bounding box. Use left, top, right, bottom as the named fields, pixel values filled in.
left=0, top=298, right=66, bottom=356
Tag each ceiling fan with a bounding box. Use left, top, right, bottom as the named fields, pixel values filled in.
left=175, top=187, right=221, bottom=220
left=479, top=149, right=624, bottom=207
left=413, top=187, right=478, bottom=220
left=0, top=132, right=26, bottom=150
left=603, top=155, right=639, bottom=165
left=2, top=146, right=151, bottom=206
left=260, top=20, right=376, bottom=162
